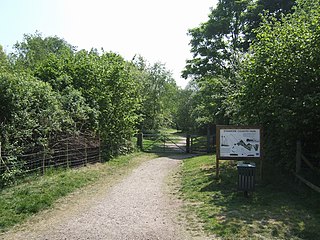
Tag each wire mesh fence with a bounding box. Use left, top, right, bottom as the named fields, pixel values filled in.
left=0, top=134, right=104, bottom=183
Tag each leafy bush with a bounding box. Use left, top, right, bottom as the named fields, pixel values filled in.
left=0, top=72, right=65, bottom=154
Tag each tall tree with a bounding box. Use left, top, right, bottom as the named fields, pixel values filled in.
left=183, top=0, right=249, bottom=80
left=182, top=0, right=295, bottom=80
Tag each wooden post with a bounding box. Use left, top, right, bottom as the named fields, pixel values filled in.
left=296, top=140, right=302, bottom=174
left=137, top=133, right=143, bottom=150
left=186, top=135, right=190, bottom=153
left=216, top=127, right=220, bottom=178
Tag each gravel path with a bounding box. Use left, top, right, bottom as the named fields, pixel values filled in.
left=3, top=155, right=209, bottom=240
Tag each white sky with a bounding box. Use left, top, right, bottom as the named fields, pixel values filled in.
left=0, top=0, right=217, bottom=88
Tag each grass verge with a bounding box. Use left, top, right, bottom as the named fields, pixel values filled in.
left=0, top=152, right=157, bottom=232
left=180, top=154, right=320, bottom=240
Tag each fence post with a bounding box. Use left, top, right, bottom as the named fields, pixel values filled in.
left=99, top=136, right=102, bottom=163
left=137, top=133, right=143, bottom=150
left=85, top=143, right=88, bottom=166
left=296, top=140, right=302, bottom=174
left=42, top=148, right=46, bottom=175
left=0, top=142, right=2, bottom=170
left=191, top=136, right=193, bottom=153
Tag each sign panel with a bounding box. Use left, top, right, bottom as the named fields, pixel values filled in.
left=218, top=127, right=261, bottom=159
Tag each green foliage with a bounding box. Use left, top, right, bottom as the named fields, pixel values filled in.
left=12, top=32, right=75, bottom=72
left=183, top=0, right=249, bottom=79
left=8, top=34, right=146, bottom=158
left=0, top=45, right=10, bottom=72
left=174, top=87, right=196, bottom=132
left=181, top=0, right=319, bottom=174
left=182, top=0, right=295, bottom=80
left=70, top=50, right=142, bottom=155
left=1, top=32, right=180, bottom=187
left=0, top=72, right=65, bottom=154
left=239, top=0, right=320, bottom=170
left=60, top=86, right=99, bottom=133
left=133, top=56, right=180, bottom=132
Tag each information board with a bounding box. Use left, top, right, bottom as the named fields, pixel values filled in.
left=217, top=126, right=261, bottom=159
left=215, top=125, right=262, bottom=178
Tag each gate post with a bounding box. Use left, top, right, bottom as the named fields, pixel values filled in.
left=137, top=133, right=143, bottom=150
left=186, top=135, right=190, bottom=153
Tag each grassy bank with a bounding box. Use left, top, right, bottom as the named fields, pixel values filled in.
left=0, top=152, right=157, bottom=232
left=180, top=155, right=320, bottom=240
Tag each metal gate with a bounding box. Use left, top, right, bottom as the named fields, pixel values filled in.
left=139, top=134, right=186, bottom=153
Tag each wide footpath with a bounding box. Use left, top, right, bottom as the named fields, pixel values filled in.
left=1, top=155, right=211, bottom=240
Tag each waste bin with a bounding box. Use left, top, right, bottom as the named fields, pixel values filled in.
left=237, top=161, right=256, bottom=196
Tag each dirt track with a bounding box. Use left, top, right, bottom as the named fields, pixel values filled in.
left=2, top=155, right=210, bottom=240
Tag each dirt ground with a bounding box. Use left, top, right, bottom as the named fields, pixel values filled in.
left=1, top=155, right=212, bottom=240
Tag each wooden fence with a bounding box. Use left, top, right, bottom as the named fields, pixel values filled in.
left=294, top=140, right=320, bottom=193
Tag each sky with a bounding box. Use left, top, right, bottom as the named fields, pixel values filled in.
left=0, top=0, right=217, bottom=88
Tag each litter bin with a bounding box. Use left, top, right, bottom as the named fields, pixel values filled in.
left=237, top=161, right=256, bottom=196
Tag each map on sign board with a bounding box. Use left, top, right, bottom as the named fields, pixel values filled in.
left=219, top=128, right=260, bottom=158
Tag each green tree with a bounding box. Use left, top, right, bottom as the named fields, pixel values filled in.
left=182, top=0, right=295, bottom=80
left=174, top=86, right=197, bottom=132
left=70, top=50, right=141, bottom=155
left=180, top=0, right=296, bottom=136
left=0, top=45, right=10, bottom=72
left=133, top=57, right=179, bottom=132
left=183, top=0, right=250, bottom=80
left=239, top=0, right=320, bottom=171
left=12, top=32, right=75, bottom=72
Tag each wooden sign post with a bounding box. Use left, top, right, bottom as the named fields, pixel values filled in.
left=216, top=125, right=263, bottom=178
